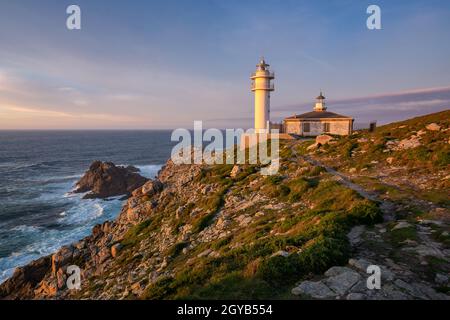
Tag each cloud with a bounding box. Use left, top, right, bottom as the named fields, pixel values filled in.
left=0, top=104, right=144, bottom=125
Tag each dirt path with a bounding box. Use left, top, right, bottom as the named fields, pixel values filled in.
left=303, top=155, right=396, bottom=221
left=292, top=152, right=450, bottom=300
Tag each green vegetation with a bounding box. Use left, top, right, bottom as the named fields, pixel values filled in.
left=388, top=226, right=418, bottom=246
left=140, top=168, right=382, bottom=299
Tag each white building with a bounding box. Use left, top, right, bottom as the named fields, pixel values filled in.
left=251, top=58, right=274, bottom=132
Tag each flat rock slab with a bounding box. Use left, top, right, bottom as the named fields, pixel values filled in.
left=392, top=221, right=413, bottom=230
left=291, top=281, right=336, bottom=299
left=348, top=258, right=371, bottom=272
left=324, top=266, right=354, bottom=277
left=324, top=270, right=362, bottom=296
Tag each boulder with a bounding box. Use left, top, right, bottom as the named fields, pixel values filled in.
left=51, top=246, right=74, bottom=275
left=0, top=256, right=52, bottom=299
left=111, top=243, right=123, bottom=258
left=397, top=137, right=421, bottom=150
left=316, top=135, right=333, bottom=145
left=426, top=123, right=441, bottom=131
left=75, top=161, right=149, bottom=199
left=140, top=179, right=163, bottom=197
left=230, top=165, right=242, bottom=178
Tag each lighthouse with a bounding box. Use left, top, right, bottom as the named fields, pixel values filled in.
left=251, top=58, right=274, bottom=132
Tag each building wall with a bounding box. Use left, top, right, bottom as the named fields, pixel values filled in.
left=284, top=119, right=353, bottom=136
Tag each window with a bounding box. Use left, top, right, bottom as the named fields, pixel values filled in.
left=323, top=122, right=330, bottom=133
left=303, top=122, right=310, bottom=133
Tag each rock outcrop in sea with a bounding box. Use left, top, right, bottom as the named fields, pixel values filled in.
left=74, top=161, right=149, bottom=199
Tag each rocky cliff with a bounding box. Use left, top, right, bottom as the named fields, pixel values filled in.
left=1, top=111, right=449, bottom=300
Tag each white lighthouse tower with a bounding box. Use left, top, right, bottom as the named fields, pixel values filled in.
left=251, top=57, right=275, bottom=132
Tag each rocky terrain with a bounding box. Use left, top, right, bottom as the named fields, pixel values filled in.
left=74, top=161, right=148, bottom=199
left=0, top=111, right=448, bottom=300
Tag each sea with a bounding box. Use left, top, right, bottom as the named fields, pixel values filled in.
left=0, top=130, right=175, bottom=284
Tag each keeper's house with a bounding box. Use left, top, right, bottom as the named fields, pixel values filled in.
left=283, top=92, right=354, bottom=136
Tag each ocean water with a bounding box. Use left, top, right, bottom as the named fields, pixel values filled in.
left=0, top=130, right=175, bottom=283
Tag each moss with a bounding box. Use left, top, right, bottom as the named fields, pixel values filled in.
left=265, top=175, right=284, bottom=185
left=121, top=218, right=157, bottom=247
left=389, top=226, right=418, bottom=246
left=211, top=236, right=232, bottom=251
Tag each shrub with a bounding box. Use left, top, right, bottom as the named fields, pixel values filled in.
left=167, top=241, right=189, bottom=258
left=265, top=175, right=284, bottom=185
left=347, top=200, right=383, bottom=225
left=279, top=185, right=291, bottom=197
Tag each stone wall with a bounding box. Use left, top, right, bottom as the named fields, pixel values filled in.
left=284, top=119, right=352, bottom=136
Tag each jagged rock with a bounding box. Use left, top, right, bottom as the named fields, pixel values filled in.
left=34, top=280, right=57, bottom=297
left=51, top=246, right=74, bottom=275
left=426, top=123, right=441, bottom=131
left=323, top=270, right=362, bottom=295
left=111, top=243, right=123, bottom=258
left=216, top=217, right=230, bottom=229
left=230, top=165, right=242, bottom=178
left=97, top=247, right=111, bottom=264
left=397, top=137, right=421, bottom=150
left=141, top=179, right=163, bottom=197
left=236, top=215, right=252, bottom=226
left=56, top=268, right=66, bottom=289
left=75, top=161, right=149, bottom=199
left=0, top=256, right=52, bottom=299
left=291, top=281, right=336, bottom=299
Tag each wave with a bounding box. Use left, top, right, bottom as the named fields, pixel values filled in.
left=0, top=187, right=124, bottom=284
left=135, top=164, right=163, bottom=179
left=0, top=162, right=163, bottom=284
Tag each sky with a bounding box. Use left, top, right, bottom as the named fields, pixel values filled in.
left=0, top=0, right=449, bottom=129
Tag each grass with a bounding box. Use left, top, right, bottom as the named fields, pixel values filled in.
left=305, top=110, right=450, bottom=172
left=388, top=226, right=418, bottom=246
left=139, top=171, right=383, bottom=299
